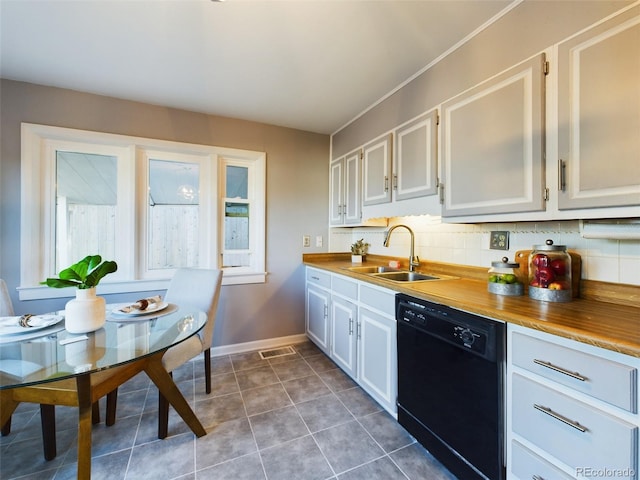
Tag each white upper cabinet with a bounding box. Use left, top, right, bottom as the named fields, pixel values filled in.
left=329, top=157, right=344, bottom=225
left=329, top=148, right=362, bottom=225
left=394, top=109, right=439, bottom=201
left=557, top=6, right=640, bottom=210
left=360, top=110, right=440, bottom=219
left=362, top=133, right=393, bottom=206
left=441, top=54, right=547, bottom=217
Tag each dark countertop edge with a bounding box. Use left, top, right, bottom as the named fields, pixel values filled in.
left=303, top=254, right=640, bottom=359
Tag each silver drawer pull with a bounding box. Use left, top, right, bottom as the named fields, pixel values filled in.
left=310, top=276, right=320, bottom=281
left=533, top=359, right=587, bottom=382
left=533, top=404, right=587, bottom=432
left=532, top=476, right=544, bottom=480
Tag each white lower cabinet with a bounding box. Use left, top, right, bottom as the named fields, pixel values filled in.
left=304, top=267, right=398, bottom=415
left=358, top=306, right=397, bottom=413
left=330, top=295, right=357, bottom=379
left=305, top=268, right=331, bottom=355
left=507, top=324, right=640, bottom=479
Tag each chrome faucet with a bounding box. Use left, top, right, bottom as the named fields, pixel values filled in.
left=383, top=224, right=420, bottom=271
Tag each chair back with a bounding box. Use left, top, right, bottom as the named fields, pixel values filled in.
left=0, top=279, right=14, bottom=316
left=164, top=269, right=223, bottom=349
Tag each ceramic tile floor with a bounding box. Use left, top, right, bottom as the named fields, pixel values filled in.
left=0, top=340, right=457, bottom=480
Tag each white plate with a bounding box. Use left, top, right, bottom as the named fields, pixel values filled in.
left=0, top=315, right=64, bottom=335
left=113, top=301, right=169, bottom=316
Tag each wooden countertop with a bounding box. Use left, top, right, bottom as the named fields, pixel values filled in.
left=303, top=253, right=640, bottom=358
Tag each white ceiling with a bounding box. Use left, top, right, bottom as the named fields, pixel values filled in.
left=0, top=0, right=514, bottom=135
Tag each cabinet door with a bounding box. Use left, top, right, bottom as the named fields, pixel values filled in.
left=329, top=158, right=344, bottom=225
left=362, top=133, right=392, bottom=206
left=441, top=54, right=546, bottom=217
left=358, top=307, right=397, bottom=413
left=306, top=284, right=330, bottom=354
left=343, top=149, right=362, bottom=224
left=394, top=109, right=438, bottom=201
left=558, top=6, right=640, bottom=210
left=331, top=297, right=358, bottom=379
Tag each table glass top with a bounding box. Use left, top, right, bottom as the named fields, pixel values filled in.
left=0, top=304, right=206, bottom=388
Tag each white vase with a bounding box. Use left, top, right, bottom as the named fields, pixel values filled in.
left=351, top=254, right=363, bottom=264
left=64, top=287, right=106, bottom=334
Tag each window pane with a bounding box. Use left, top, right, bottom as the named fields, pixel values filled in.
left=222, top=202, right=250, bottom=267
left=226, top=165, right=248, bottom=199
left=225, top=202, right=249, bottom=249
left=148, top=159, right=199, bottom=269
left=56, top=151, right=117, bottom=271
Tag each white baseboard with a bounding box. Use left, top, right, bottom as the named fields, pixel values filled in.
left=210, top=333, right=309, bottom=357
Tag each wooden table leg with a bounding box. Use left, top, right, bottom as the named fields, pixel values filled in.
left=143, top=354, right=206, bottom=438
left=40, top=404, right=57, bottom=460
left=75, top=374, right=92, bottom=480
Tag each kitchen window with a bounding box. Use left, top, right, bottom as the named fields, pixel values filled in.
left=19, top=123, right=266, bottom=300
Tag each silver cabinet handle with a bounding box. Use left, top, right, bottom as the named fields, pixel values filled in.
left=349, top=317, right=353, bottom=335
left=558, top=159, right=566, bottom=191
left=384, top=176, right=389, bottom=192
left=532, top=476, right=544, bottom=480
left=393, top=174, right=398, bottom=190
left=533, top=359, right=587, bottom=382
left=310, top=276, right=320, bottom=281
left=533, top=404, right=587, bottom=432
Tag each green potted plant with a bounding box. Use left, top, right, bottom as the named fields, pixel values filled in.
left=350, top=238, right=370, bottom=263
left=42, top=255, right=117, bottom=334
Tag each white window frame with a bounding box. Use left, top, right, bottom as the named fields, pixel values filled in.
left=219, top=155, right=266, bottom=285
left=137, top=148, right=214, bottom=280
left=19, top=123, right=266, bottom=300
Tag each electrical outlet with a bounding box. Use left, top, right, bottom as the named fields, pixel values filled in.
left=315, top=235, right=323, bottom=247
left=302, top=235, right=311, bottom=247
left=490, top=231, right=509, bottom=250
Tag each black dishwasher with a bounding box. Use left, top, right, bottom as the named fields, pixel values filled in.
left=396, top=293, right=506, bottom=480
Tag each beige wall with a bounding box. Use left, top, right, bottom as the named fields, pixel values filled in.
left=0, top=79, right=330, bottom=347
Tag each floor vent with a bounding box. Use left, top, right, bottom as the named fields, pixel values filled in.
left=258, top=346, right=296, bottom=360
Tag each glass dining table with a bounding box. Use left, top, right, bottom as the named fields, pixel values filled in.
left=0, top=303, right=208, bottom=480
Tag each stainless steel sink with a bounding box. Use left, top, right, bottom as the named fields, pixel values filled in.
left=346, top=265, right=457, bottom=283
left=347, top=266, right=401, bottom=274
left=372, top=271, right=441, bottom=282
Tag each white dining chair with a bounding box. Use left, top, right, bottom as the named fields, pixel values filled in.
left=106, top=268, right=223, bottom=438
left=0, top=279, right=14, bottom=316
left=1, top=278, right=60, bottom=459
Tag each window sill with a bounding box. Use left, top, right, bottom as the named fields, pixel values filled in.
left=18, top=272, right=267, bottom=301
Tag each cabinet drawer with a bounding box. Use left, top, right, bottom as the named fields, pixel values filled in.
left=511, top=440, right=573, bottom=480
left=512, top=374, right=637, bottom=474
left=306, top=268, right=331, bottom=289
left=331, top=275, right=358, bottom=300
left=359, top=284, right=395, bottom=317
left=512, top=332, right=637, bottom=412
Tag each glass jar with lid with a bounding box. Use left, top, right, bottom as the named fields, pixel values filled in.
left=488, top=257, right=523, bottom=296
left=528, top=239, right=572, bottom=302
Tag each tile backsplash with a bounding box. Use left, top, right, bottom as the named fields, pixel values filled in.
left=329, top=217, right=640, bottom=286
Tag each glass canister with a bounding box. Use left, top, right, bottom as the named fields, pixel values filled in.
left=528, top=239, right=572, bottom=302
left=488, top=257, right=523, bottom=296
